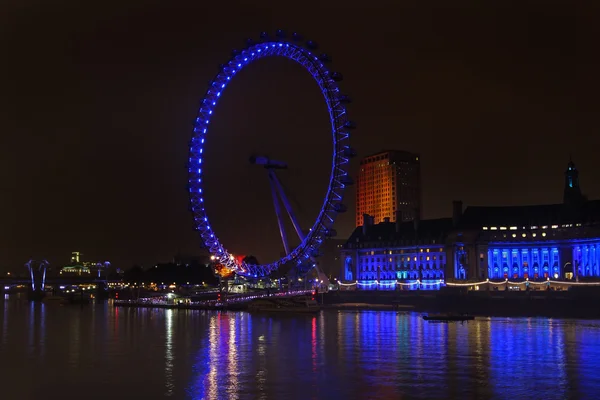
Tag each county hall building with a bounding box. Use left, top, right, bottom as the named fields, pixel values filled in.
left=340, top=160, right=600, bottom=290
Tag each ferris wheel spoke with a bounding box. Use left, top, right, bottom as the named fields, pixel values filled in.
left=268, top=170, right=291, bottom=255
left=269, top=170, right=306, bottom=242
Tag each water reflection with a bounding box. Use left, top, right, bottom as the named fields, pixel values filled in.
left=2, top=300, right=600, bottom=400
left=26, top=302, right=46, bottom=359
left=165, top=309, right=174, bottom=396
left=2, top=295, right=8, bottom=347
left=185, top=312, right=600, bottom=400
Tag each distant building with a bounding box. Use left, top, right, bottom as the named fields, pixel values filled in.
left=60, top=265, right=91, bottom=276
left=60, top=251, right=111, bottom=277
left=356, top=150, right=421, bottom=227
left=341, top=160, right=600, bottom=290
left=70, top=251, right=81, bottom=264
left=342, top=215, right=450, bottom=290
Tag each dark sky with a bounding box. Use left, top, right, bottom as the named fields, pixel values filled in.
left=0, top=0, right=596, bottom=270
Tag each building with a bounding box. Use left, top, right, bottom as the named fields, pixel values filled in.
left=341, top=214, right=452, bottom=290
left=341, top=160, right=600, bottom=290
left=356, top=150, right=421, bottom=227
left=60, top=251, right=111, bottom=277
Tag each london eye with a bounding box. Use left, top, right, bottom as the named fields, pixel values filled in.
left=188, top=30, right=356, bottom=278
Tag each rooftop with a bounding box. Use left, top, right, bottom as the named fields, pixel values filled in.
left=458, top=200, right=600, bottom=229
left=346, top=218, right=453, bottom=245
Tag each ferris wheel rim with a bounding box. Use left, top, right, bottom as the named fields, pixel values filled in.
left=188, top=33, right=353, bottom=277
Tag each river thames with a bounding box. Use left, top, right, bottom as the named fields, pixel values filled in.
left=1, top=295, right=600, bottom=399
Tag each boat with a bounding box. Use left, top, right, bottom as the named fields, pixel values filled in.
left=248, top=295, right=320, bottom=313
left=422, top=313, right=475, bottom=322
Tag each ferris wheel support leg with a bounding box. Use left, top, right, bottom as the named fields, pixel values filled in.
left=269, top=171, right=291, bottom=255
left=270, top=170, right=306, bottom=242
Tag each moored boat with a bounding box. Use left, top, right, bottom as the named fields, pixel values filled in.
left=423, top=313, right=474, bottom=322
left=248, top=295, right=320, bottom=313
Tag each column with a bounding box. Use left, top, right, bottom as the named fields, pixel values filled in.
left=571, top=245, right=579, bottom=279
left=517, top=249, right=523, bottom=278
left=596, top=244, right=600, bottom=276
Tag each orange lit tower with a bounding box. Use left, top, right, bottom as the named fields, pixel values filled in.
left=356, top=150, right=421, bottom=226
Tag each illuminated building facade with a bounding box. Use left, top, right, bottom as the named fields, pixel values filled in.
left=341, top=160, right=600, bottom=289
left=451, top=200, right=600, bottom=282
left=60, top=251, right=111, bottom=277
left=341, top=216, right=452, bottom=290
left=356, top=150, right=421, bottom=227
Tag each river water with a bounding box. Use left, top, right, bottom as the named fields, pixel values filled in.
left=1, top=295, right=599, bottom=399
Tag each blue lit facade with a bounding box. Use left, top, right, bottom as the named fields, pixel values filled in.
left=341, top=161, right=600, bottom=288
left=341, top=217, right=452, bottom=290
left=447, top=159, right=600, bottom=282
left=487, top=246, right=561, bottom=280
left=480, top=230, right=600, bottom=281
left=343, top=246, right=446, bottom=290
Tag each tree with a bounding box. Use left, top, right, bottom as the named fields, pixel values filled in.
left=124, top=265, right=144, bottom=283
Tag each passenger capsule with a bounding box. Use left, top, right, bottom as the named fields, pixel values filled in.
left=344, top=121, right=357, bottom=129
left=324, top=229, right=337, bottom=237
left=318, top=53, right=331, bottom=62
left=305, top=40, right=318, bottom=50
left=338, top=94, right=352, bottom=103
left=343, top=147, right=357, bottom=158
left=340, top=175, right=354, bottom=185
left=333, top=203, right=348, bottom=213
left=330, top=72, right=343, bottom=82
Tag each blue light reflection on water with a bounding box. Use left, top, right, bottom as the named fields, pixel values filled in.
left=2, top=296, right=600, bottom=400
left=184, top=312, right=600, bottom=400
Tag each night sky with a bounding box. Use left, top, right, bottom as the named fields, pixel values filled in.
left=1, top=1, right=596, bottom=270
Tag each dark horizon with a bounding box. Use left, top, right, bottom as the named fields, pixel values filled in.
left=1, top=1, right=596, bottom=270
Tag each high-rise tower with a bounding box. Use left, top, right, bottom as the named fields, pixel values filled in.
left=356, top=150, right=421, bottom=226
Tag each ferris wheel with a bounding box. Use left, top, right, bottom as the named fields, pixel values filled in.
left=188, top=30, right=356, bottom=278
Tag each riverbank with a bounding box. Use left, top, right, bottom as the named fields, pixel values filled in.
left=113, top=300, right=413, bottom=312
left=323, top=287, right=600, bottom=318
left=112, top=287, right=600, bottom=318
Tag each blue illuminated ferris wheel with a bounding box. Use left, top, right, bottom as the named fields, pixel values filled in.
left=188, top=30, right=356, bottom=278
